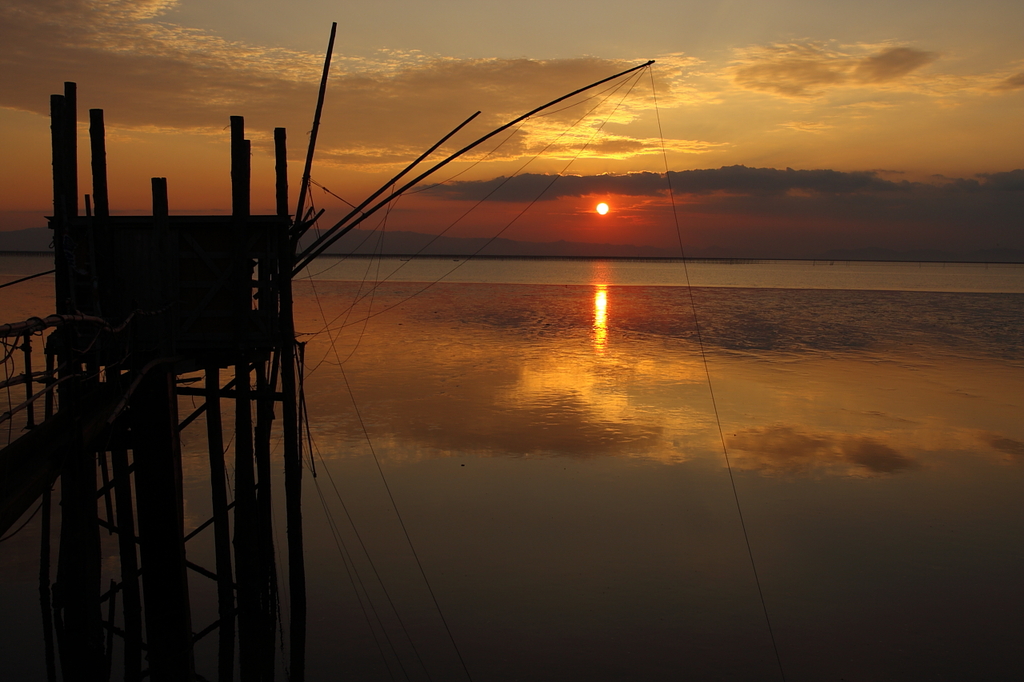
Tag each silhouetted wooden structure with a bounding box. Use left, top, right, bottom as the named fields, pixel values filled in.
left=0, top=50, right=659, bottom=682
left=0, top=81, right=307, bottom=682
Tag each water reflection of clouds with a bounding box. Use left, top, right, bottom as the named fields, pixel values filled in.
left=729, top=425, right=919, bottom=476
left=294, top=281, right=1024, bottom=475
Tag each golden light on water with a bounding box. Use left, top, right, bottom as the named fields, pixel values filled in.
left=596, top=202, right=609, bottom=215
left=593, top=285, right=608, bottom=353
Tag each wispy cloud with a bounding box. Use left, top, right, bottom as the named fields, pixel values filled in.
left=731, top=42, right=938, bottom=97
left=993, top=71, right=1024, bottom=91
left=1, top=0, right=705, bottom=170
left=777, top=120, right=835, bottom=133
left=428, top=166, right=914, bottom=202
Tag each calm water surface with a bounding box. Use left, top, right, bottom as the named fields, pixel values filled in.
left=2, top=254, right=1023, bottom=680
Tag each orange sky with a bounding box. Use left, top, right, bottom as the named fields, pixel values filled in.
left=1, top=0, right=1022, bottom=257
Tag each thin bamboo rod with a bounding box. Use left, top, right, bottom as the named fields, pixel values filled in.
left=292, top=22, right=337, bottom=241
left=294, top=60, right=654, bottom=271
left=204, top=365, right=234, bottom=682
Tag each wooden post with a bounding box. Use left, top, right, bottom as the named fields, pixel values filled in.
left=231, top=117, right=250, bottom=219
left=204, top=364, right=235, bottom=682
left=132, top=365, right=195, bottom=681
left=152, top=177, right=169, bottom=218
left=23, top=332, right=34, bottom=428
left=254, top=358, right=278, bottom=672
left=278, top=124, right=308, bottom=682
left=107, top=362, right=142, bottom=682
left=50, top=94, right=71, bottom=314
left=233, top=358, right=262, bottom=680
left=110, top=441, right=143, bottom=682
left=88, top=109, right=109, bottom=219
left=38, top=482, right=57, bottom=682
left=89, top=108, right=113, bottom=318
left=54, top=389, right=104, bottom=680
left=63, top=82, right=78, bottom=219
left=275, top=128, right=288, bottom=218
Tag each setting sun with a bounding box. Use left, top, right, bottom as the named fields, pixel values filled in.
left=596, top=202, right=609, bottom=215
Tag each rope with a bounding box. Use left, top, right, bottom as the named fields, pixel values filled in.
left=649, top=65, right=787, bottom=682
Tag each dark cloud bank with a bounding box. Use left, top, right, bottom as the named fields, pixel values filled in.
left=429, top=165, right=1024, bottom=201
left=5, top=165, right=1023, bottom=260
left=418, top=166, right=1024, bottom=260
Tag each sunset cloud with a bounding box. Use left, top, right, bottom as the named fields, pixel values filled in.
left=415, top=166, right=1024, bottom=257
left=0, top=0, right=683, bottom=161
left=428, top=166, right=911, bottom=202
left=732, top=42, right=938, bottom=97
left=993, top=72, right=1024, bottom=91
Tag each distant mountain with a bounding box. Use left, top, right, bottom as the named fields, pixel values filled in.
left=4, top=225, right=1021, bottom=262
left=313, top=228, right=679, bottom=258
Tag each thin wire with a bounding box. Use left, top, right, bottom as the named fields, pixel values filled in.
left=310, top=178, right=360, bottom=211
left=300, top=202, right=434, bottom=679
left=304, top=218, right=456, bottom=678
left=406, top=77, right=633, bottom=196
left=305, top=193, right=396, bottom=375
left=339, top=363, right=475, bottom=682
left=649, top=65, right=787, bottom=682
left=310, top=433, right=435, bottom=681
left=305, top=68, right=647, bottom=348
left=312, top=477, right=400, bottom=680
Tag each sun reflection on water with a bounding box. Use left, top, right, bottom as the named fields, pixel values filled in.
left=593, top=285, right=608, bottom=353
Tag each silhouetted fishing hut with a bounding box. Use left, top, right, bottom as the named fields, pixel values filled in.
left=0, top=81, right=308, bottom=682
left=0, top=41, right=658, bottom=681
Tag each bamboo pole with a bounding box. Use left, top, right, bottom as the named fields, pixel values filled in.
left=294, top=60, right=654, bottom=271
left=279, top=120, right=307, bottom=682
left=63, top=82, right=78, bottom=219
left=38, top=481, right=56, bottom=682
left=233, top=358, right=261, bottom=681
left=50, top=94, right=71, bottom=314
left=291, top=22, right=336, bottom=243
left=254, top=358, right=278, bottom=673
left=109, top=439, right=142, bottom=682
left=88, top=110, right=109, bottom=219
left=132, top=366, right=196, bottom=681
left=231, top=117, right=250, bottom=219
left=204, top=364, right=235, bottom=682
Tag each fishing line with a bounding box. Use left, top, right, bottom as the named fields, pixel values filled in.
left=302, top=202, right=443, bottom=679
left=303, top=191, right=396, bottom=374
left=336, top=362, right=475, bottom=682
left=305, top=68, right=648, bottom=347
left=649, top=65, right=787, bottom=682
left=403, top=123, right=528, bottom=195
left=309, top=431, right=436, bottom=681
left=308, top=73, right=645, bottom=338
left=311, top=476, right=402, bottom=680
left=404, top=76, right=632, bottom=196
left=308, top=243, right=472, bottom=678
